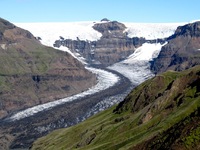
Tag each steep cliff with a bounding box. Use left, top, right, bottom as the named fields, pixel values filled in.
left=0, top=18, right=96, bottom=119
left=151, top=21, right=200, bottom=74
left=31, top=65, right=200, bottom=150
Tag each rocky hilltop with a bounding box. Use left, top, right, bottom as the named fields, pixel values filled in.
left=0, top=18, right=96, bottom=119
left=31, top=65, right=200, bottom=150
left=53, top=20, right=154, bottom=66
left=151, top=21, right=200, bottom=74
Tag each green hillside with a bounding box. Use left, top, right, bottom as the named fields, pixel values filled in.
left=31, top=66, right=200, bottom=150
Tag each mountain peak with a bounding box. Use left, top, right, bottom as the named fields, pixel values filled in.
left=169, top=21, right=200, bottom=39
left=0, top=17, right=16, bottom=32
left=100, top=18, right=110, bottom=22
left=93, top=20, right=126, bottom=34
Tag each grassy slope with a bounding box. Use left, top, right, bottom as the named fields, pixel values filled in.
left=31, top=66, right=200, bottom=150
left=0, top=17, right=85, bottom=76
left=0, top=31, right=83, bottom=97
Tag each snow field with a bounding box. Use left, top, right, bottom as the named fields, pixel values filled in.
left=16, top=22, right=102, bottom=47
left=16, top=21, right=184, bottom=47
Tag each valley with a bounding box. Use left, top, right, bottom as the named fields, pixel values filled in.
left=0, top=68, right=132, bottom=149
left=1, top=18, right=200, bottom=149
left=31, top=65, right=200, bottom=150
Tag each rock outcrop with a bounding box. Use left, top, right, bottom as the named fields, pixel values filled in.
left=0, top=18, right=96, bottom=119
left=151, top=21, right=200, bottom=74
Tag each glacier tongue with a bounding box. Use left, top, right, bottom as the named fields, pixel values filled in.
left=85, top=43, right=167, bottom=118
left=8, top=67, right=119, bottom=121
left=108, top=43, right=166, bottom=85
left=7, top=43, right=167, bottom=121
left=10, top=21, right=176, bottom=121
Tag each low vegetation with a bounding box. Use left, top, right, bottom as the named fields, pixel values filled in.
left=31, top=65, right=200, bottom=150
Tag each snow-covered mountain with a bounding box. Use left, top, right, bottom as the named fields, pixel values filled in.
left=10, top=20, right=187, bottom=120
left=15, top=21, right=186, bottom=68
left=16, top=21, right=185, bottom=47
left=15, top=20, right=187, bottom=84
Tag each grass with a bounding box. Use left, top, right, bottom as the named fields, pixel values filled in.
left=32, top=99, right=198, bottom=150
left=31, top=66, right=200, bottom=150
left=183, top=126, right=200, bottom=148
left=0, top=31, right=75, bottom=75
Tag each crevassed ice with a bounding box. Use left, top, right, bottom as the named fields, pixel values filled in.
left=108, top=42, right=167, bottom=85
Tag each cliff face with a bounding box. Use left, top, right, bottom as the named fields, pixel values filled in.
left=54, top=21, right=149, bottom=66
left=0, top=18, right=96, bottom=119
left=31, top=65, right=200, bottom=150
left=151, top=21, right=200, bottom=74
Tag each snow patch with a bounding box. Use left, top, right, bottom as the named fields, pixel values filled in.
left=55, top=46, right=88, bottom=65
left=0, top=44, right=6, bottom=50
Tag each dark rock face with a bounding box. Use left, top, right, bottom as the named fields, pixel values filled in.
left=54, top=21, right=149, bottom=66
left=100, top=18, right=110, bottom=22
left=0, top=18, right=15, bottom=31
left=92, top=21, right=126, bottom=38
left=168, top=21, right=200, bottom=39
left=151, top=21, right=200, bottom=74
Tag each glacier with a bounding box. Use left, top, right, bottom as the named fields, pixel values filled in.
left=108, top=42, right=167, bottom=85
left=15, top=21, right=184, bottom=46
left=8, top=67, right=119, bottom=121
left=10, top=21, right=184, bottom=121
left=16, top=22, right=102, bottom=47
left=86, top=42, right=167, bottom=117
left=124, top=23, right=185, bottom=40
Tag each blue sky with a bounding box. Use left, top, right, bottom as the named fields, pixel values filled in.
left=0, top=0, right=199, bottom=23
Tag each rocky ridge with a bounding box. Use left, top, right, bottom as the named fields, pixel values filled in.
left=151, top=21, right=200, bottom=74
